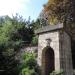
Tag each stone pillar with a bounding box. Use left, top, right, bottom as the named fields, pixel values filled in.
left=54, top=40, right=60, bottom=71
left=60, top=31, right=73, bottom=75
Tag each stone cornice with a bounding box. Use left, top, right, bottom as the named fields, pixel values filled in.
left=35, top=23, right=63, bottom=34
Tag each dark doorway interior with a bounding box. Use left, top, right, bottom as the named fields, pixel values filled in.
left=71, top=40, right=75, bottom=69
left=42, top=46, right=55, bottom=75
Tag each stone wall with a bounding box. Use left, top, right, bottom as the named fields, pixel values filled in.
left=15, top=46, right=38, bottom=63
left=36, top=23, right=73, bottom=75
left=37, top=30, right=73, bottom=75
left=59, top=31, right=73, bottom=75
left=38, top=31, right=60, bottom=71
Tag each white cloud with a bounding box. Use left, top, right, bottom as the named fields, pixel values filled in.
left=0, top=0, right=30, bottom=17
left=22, top=0, right=30, bottom=4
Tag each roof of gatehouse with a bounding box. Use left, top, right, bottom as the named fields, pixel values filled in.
left=35, top=23, right=63, bottom=34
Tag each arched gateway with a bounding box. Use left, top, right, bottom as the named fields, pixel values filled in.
left=42, top=46, right=54, bottom=75
left=35, top=23, right=74, bottom=75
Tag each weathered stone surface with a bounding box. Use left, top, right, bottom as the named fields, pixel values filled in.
left=35, top=23, right=63, bottom=35
left=38, top=31, right=60, bottom=71
left=59, top=31, right=73, bottom=75
left=35, top=23, right=73, bottom=75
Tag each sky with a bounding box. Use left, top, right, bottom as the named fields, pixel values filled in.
left=0, top=0, right=48, bottom=20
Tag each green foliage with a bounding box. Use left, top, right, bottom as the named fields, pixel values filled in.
left=0, top=14, right=40, bottom=75
left=30, top=19, right=41, bottom=30
left=0, top=15, right=34, bottom=48
left=31, top=36, right=38, bottom=45
left=50, top=69, right=64, bottom=75
left=22, top=52, right=36, bottom=68
left=21, top=68, right=36, bottom=75
left=0, top=15, right=34, bottom=75
left=19, top=52, right=41, bottom=75
left=44, top=0, right=75, bottom=25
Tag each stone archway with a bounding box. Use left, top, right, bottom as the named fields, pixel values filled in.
left=42, top=46, right=55, bottom=75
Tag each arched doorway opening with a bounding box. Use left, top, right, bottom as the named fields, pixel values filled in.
left=42, top=46, right=55, bottom=75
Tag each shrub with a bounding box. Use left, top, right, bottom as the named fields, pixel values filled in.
left=21, top=68, right=36, bottom=75
left=50, top=69, right=63, bottom=75
left=19, top=52, right=41, bottom=75
left=31, top=36, right=38, bottom=46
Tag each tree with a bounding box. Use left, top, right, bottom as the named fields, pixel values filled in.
left=31, top=36, right=38, bottom=46
left=30, top=19, right=41, bottom=30
left=44, top=0, right=75, bottom=25
left=0, top=15, right=34, bottom=75
left=39, top=10, right=49, bottom=26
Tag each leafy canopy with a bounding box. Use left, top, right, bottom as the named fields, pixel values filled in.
left=0, top=15, right=34, bottom=75
left=44, top=0, right=75, bottom=25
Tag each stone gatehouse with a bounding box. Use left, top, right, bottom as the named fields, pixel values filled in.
left=35, top=23, right=75, bottom=75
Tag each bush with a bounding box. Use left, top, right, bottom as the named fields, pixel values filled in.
left=21, top=68, right=36, bottom=75
left=31, top=36, right=38, bottom=45
left=19, top=52, right=41, bottom=75
left=50, top=69, right=63, bottom=75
